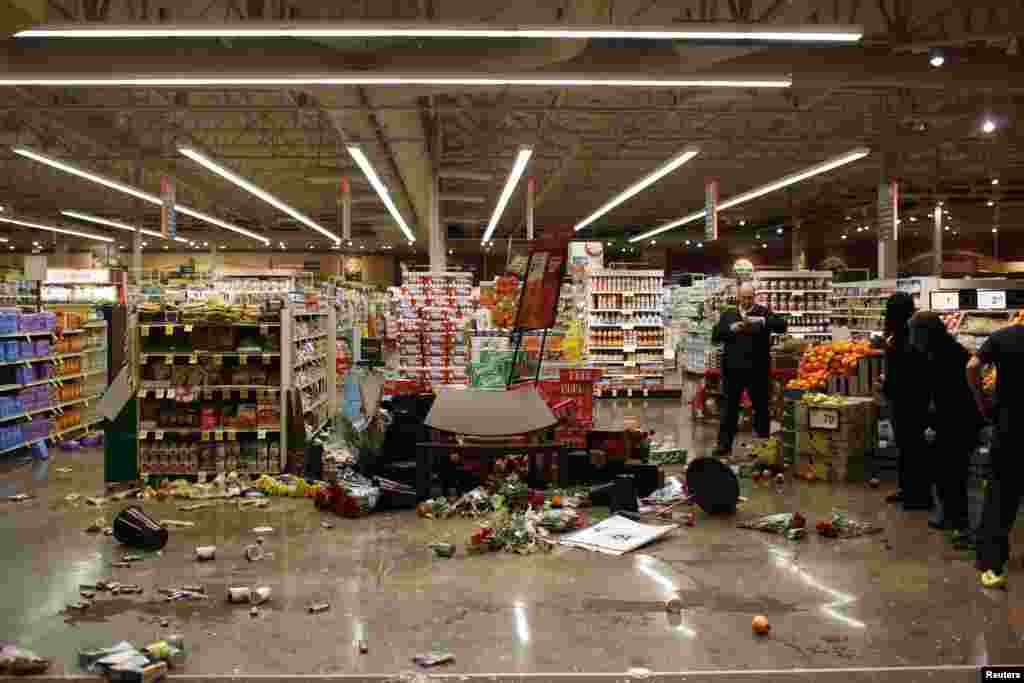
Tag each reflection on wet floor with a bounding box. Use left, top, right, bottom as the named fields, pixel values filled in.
left=0, top=398, right=1022, bottom=678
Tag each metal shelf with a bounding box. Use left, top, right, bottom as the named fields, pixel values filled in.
left=0, top=369, right=106, bottom=393
left=294, top=332, right=328, bottom=343
left=0, top=394, right=101, bottom=425
left=140, top=351, right=280, bottom=362
left=0, top=351, right=91, bottom=368
left=0, top=418, right=104, bottom=456
left=137, top=426, right=282, bottom=439
left=137, top=385, right=281, bottom=398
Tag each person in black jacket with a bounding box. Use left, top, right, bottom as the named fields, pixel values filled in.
left=880, top=292, right=932, bottom=510
left=909, top=311, right=983, bottom=536
left=711, top=283, right=786, bottom=456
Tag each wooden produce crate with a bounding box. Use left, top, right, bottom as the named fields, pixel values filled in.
left=793, top=396, right=877, bottom=482
left=825, top=355, right=884, bottom=397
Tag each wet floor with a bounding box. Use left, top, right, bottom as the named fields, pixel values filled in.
left=1, top=399, right=1023, bottom=681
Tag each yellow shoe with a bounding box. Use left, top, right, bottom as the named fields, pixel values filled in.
left=981, top=570, right=1008, bottom=590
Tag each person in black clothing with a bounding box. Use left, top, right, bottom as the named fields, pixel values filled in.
left=967, top=322, right=1024, bottom=589
left=908, top=312, right=982, bottom=536
left=880, top=292, right=931, bottom=510
left=712, top=283, right=786, bottom=456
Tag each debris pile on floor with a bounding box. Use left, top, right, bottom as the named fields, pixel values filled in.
left=738, top=511, right=807, bottom=539
left=815, top=510, right=883, bottom=539
left=0, top=642, right=50, bottom=676
left=78, top=635, right=185, bottom=679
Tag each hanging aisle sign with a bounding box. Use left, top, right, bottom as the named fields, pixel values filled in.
left=877, top=180, right=898, bottom=241
left=161, top=176, right=176, bottom=240
left=705, top=178, right=719, bottom=241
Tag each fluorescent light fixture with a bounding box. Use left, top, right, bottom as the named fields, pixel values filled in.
left=0, top=74, right=793, bottom=89
left=15, top=22, right=862, bottom=42
left=61, top=210, right=189, bottom=243
left=629, top=148, right=871, bottom=242
left=13, top=147, right=268, bottom=244
left=982, top=119, right=997, bottom=134
left=574, top=146, right=699, bottom=232
left=481, top=147, right=532, bottom=244
left=0, top=216, right=114, bottom=242
left=180, top=147, right=339, bottom=243
left=347, top=145, right=415, bottom=242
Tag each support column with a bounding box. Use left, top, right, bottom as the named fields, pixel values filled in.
left=133, top=165, right=143, bottom=286
left=932, top=204, right=943, bottom=276
left=791, top=219, right=808, bottom=270
left=428, top=110, right=445, bottom=272
left=877, top=153, right=899, bottom=280
left=525, top=177, right=535, bottom=241
left=340, top=176, right=351, bottom=280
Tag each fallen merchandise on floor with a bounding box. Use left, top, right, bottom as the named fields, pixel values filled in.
left=737, top=511, right=807, bottom=535
left=815, top=510, right=883, bottom=539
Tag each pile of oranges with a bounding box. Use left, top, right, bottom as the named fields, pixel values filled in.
left=787, top=340, right=878, bottom=391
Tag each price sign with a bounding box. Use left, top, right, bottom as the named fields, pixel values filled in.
left=214, top=431, right=224, bottom=441
left=258, top=430, right=267, bottom=440
left=621, top=323, right=634, bottom=330
left=612, top=389, right=618, bottom=398
left=643, top=388, right=649, bottom=397
left=227, top=431, right=237, bottom=441
left=627, top=388, right=633, bottom=398
left=930, top=291, right=960, bottom=311
left=978, top=290, right=1007, bottom=311
left=184, top=324, right=194, bottom=333
left=189, top=352, right=198, bottom=365
left=809, top=407, right=840, bottom=430
left=623, top=344, right=637, bottom=353
left=155, top=430, right=164, bottom=440
left=164, top=325, right=174, bottom=336
left=624, top=359, right=637, bottom=367
left=164, top=355, right=174, bottom=365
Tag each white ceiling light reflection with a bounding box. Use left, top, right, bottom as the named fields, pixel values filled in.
left=635, top=556, right=696, bottom=638
left=770, top=548, right=865, bottom=629
left=513, top=601, right=530, bottom=643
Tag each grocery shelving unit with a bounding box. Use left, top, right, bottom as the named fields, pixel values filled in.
left=0, top=310, right=107, bottom=458
left=586, top=269, right=666, bottom=393
left=754, top=270, right=833, bottom=343
left=135, top=312, right=288, bottom=477
left=395, top=271, right=472, bottom=388
left=287, top=305, right=336, bottom=439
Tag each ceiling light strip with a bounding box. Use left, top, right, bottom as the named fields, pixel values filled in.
left=179, top=147, right=339, bottom=243
left=14, top=22, right=862, bottom=42
left=629, top=148, right=871, bottom=242
left=0, top=74, right=792, bottom=89
left=574, top=146, right=699, bottom=232
left=0, top=216, right=113, bottom=242
left=61, top=210, right=189, bottom=243
left=12, top=147, right=268, bottom=244
left=346, top=145, right=415, bottom=243
left=482, top=147, right=533, bottom=244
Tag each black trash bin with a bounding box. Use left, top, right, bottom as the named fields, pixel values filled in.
left=113, top=505, right=169, bottom=550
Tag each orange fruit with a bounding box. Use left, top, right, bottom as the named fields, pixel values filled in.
left=752, top=615, right=771, bottom=635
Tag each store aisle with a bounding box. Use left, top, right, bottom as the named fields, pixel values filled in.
left=0, top=410, right=1022, bottom=678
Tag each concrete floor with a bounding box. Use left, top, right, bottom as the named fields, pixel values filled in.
left=1, top=399, right=1023, bottom=682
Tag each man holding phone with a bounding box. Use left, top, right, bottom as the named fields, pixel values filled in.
left=712, top=282, right=787, bottom=457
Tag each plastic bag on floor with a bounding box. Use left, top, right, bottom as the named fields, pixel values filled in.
left=0, top=642, right=51, bottom=676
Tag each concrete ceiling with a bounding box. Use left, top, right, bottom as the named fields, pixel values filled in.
left=0, top=0, right=1022, bottom=259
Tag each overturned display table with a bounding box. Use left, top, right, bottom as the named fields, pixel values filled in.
left=416, top=386, right=561, bottom=500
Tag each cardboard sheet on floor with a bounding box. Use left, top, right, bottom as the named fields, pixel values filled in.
left=560, top=514, right=678, bottom=556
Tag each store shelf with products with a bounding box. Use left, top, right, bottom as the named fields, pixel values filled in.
left=393, top=271, right=472, bottom=389
left=586, top=269, right=666, bottom=390
left=682, top=276, right=733, bottom=375
left=754, top=270, right=833, bottom=344
left=132, top=299, right=338, bottom=477
left=922, top=278, right=1024, bottom=352
left=0, top=305, right=108, bottom=461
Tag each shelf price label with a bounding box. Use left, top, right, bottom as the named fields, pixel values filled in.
left=621, top=323, right=634, bottom=330
left=809, top=408, right=840, bottom=431
left=201, top=431, right=210, bottom=441
left=258, top=430, right=267, bottom=440
left=214, top=431, right=224, bottom=441
left=226, top=431, right=237, bottom=441
left=260, top=325, right=269, bottom=336
left=212, top=354, right=223, bottom=366
left=240, top=354, right=249, bottom=365
left=184, top=324, right=194, bottom=333
left=141, top=326, right=150, bottom=336
left=624, top=359, right=637, bottom=367
left=164, top=355, right=174, bottom=365
left=978, top=290, right=1007, bottom=311
left=155, top=430, right=164, bottom=440
left=241, top=389, right=250, bottom=399
left=189, top=352, right=198, bottom=365
left=930, top=291, right=960, bottom=311
left=623, top=344, right=637, bottom=353
left=164, top=325, right=174, bottom=336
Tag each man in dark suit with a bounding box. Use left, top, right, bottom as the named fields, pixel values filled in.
left=711, top=282, right=787, bottom=456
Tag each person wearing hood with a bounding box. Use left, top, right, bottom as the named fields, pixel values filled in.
left=881, top=292, right=931, bottom=510
left=909, top=311, right=982, bottom=540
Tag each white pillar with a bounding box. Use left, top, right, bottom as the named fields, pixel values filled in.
left=526, top=176, right=535, bottom=241
left=932, top=204, right=943, bottom=276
